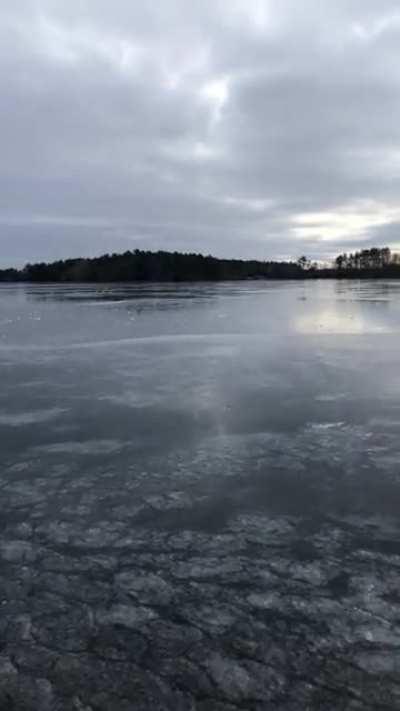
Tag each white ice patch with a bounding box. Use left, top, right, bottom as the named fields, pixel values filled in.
left=314, top=393, right=350, bottom=402
left=308, top=422, right=346, bottom=430
left=32, top=439, right=126, bottom=455
left=0, top=408, right=67, bottom=426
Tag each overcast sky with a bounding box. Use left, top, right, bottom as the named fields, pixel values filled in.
left=2, top=1, right=400, bottom=266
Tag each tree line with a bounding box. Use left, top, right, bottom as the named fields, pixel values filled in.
left=0, top=250, right=307, bottom=282
left=334, top=247, right=393, bottom=272
left=0, top=246, right=399, bottom=282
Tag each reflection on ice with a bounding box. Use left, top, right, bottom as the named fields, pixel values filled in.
left=295, top=306, right=388, bottom=334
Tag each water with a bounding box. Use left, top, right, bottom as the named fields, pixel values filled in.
left=1, top=280, right=400, bottom=709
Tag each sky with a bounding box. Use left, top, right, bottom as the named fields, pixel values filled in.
left=2, top=0, right=400, bottom=266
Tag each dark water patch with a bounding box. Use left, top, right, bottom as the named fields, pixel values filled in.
left=326, top=571, right=352, bottom=599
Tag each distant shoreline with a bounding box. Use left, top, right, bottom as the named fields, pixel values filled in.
left=3, top=275, right=400, bottom=284
left=1, top=246, right=399, bottom=283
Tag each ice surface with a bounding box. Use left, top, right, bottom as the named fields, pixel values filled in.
left=1, top=280, right=400, bottom=709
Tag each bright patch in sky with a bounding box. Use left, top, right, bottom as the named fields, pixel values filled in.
left=291, top=204, right=400, bottom=242
left=200, top=78, right=229, bottom=123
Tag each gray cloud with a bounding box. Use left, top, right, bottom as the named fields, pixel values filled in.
left=1, top=1, right=400, bottom=266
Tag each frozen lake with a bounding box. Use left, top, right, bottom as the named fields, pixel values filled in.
left=1, top=280, right=400, bottom=709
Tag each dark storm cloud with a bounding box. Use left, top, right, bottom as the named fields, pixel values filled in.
left=1, top=0, right=400, bottom=265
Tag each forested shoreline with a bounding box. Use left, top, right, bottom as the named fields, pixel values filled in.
left=1, top=247, right=399, bottom=282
